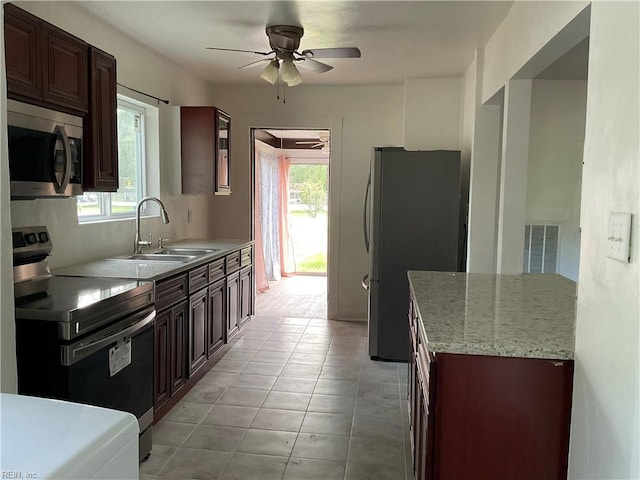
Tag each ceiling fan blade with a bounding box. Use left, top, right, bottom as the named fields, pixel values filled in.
left=206, top=47, right=273, bottom=56
left=300, top=47, right=361, bottom=59
left=295, top=57, right=333, bottom=73
left=238, top=58, right=272, bottom=69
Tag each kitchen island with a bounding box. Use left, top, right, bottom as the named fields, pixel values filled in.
left=407, top=271, right=576, bottom=480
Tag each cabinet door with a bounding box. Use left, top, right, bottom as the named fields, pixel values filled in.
left=188, top=289, right=208, bottom=376
left=226, top=272, right=240, bottom=341
left=208, top=279, right=225, bottom=357
left=154, top=309, right=170, bottom=411
left=84, top=47, right=118, bottom=192
left=180, top=107, right=215, bottom=194
left=239, top=266, right=253, bottom=327
left=214, top=109, right=231, bottom=195
left=169, top=301, right=188, bottom=396
left=4, top=3, right=42, bottom=101
left=42, top=23, right=88, bottom=113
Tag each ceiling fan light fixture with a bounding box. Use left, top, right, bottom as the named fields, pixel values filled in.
left=281, top=59, right=302, bottom=86
left=285, top=74, right=303, bottom=87
left=259, top=59, right=279, bottom=85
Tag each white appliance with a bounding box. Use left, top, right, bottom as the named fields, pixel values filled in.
left=0, top=393, right=139, bottom=479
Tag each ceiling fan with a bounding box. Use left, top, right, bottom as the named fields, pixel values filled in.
left=296, top=131, right=330, bottom=154
left=206, top=25, right=361, bottom=87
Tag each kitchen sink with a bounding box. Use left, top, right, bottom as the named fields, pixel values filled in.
left=107, top=253, right=197, bottom=262
left=156, top=248, right=219, bottom=256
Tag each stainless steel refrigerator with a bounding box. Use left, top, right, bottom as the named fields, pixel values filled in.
left=363, top=147, right=464, bottom=361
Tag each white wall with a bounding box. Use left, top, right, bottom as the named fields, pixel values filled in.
left=0, top=2, right=216, bottom=388
left=482, top=1, right=589, bottom=103
left=205, top=81, right=463, bottom=321
left=0, top=6, right=17, bottom=393
left=496, top=79, right=532, bottom=274
left=7, top=2, right=216, bottom=270
left=404, top=78, right=462, bottom=150
left=480, top=1, right=639, bottom=476
left=569, top=2, right=639, bottom=477
left=204, top=84, right=405, bottom=321
left=526, top=80, right=586, bottom=281
left=465, top=49, right=502, bottom=274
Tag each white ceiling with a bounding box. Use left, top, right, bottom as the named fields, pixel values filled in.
left=79, top=1, right=514, bottom=86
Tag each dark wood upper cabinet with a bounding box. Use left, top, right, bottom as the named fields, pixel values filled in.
left=42, top=23, right=88, bottom=113
left=4, top=4, right=118, bottom=193
left=180, top=106, right=231, bottom=195
left=4, top=4, right=88, bottom=114
left=3, top=3, right=42, bottom=101
left=84, top=47, right=118, bottom=192
left=180, top=107, right=215, bottom=194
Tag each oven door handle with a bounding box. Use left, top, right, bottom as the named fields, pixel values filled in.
left=61, top=309, right=156, bottom=366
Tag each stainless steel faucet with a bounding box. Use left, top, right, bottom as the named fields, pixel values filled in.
left=134, top=196, right=170, bottom=253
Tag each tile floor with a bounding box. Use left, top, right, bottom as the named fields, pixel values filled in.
left=140, top=315, right=412, bottom=480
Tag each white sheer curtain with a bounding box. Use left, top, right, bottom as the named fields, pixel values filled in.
left=258, top=150, right=282, bottom=281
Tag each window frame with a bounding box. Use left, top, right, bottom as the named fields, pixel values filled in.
left=77, top=95, right=152, bottom=223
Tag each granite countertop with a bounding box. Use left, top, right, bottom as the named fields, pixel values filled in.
left=53, top=239, right=253, bottom=282
left=408, top=271, right=576, bottom=360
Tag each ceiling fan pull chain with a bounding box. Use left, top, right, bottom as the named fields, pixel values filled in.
left=277, top=73, right=280, bottom=101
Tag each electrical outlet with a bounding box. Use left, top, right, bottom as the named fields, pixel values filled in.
left=607, top=212, right=632, bottom=263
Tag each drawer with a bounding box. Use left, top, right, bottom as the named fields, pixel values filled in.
left=209, top=258, right=225, bottom=283
left=226, top=251, right=241, bottom=274
left=156, top=273, right=188, bottom=311
left=188, top=264, right=209, bottom=293
left=240, top=246, right=252, bottom=267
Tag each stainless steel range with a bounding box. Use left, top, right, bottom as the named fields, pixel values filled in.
left=13, top=226, right=156, bottom=461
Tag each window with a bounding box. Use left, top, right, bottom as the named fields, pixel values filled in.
left=77, top=96, right=157, bottom=222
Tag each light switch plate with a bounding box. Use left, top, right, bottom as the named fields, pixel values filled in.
left=607, top=212, right=632, bottom=262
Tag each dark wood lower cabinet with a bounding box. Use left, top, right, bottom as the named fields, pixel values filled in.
left=155, top=299, right=188, bottom=412
left=169, top=301, right=188, bottom=396
left=188, top=288, right=208, bottom=376
left=239, top=266, right=253, bottom=327
left=153, top=246, right=255, bottom=421
left=226, top=271, right=240, bottom=341
left=208, top=279, right=225, bottom=357
left=408, top=297, right=574, bottom=480
left=154, top=310, right=170, bottom=409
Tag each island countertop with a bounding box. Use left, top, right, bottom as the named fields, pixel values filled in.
left=408, top=271, right=576, bottom=360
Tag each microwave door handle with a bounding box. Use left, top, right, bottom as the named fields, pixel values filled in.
left=363, top=173, right=371, bottom=253
left=54, top=125, right=72, bottom=194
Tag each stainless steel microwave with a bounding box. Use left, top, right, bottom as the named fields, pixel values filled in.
left=7, top=99, right=83, bottom=199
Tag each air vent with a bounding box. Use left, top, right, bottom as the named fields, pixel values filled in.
left=523, top=224, right=559, bottom=273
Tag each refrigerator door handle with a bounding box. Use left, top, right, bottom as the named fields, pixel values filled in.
left=363, top=173, right=371, bottom=253
left=361, top=274, right=369, bottom=290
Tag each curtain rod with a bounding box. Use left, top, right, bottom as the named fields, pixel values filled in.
left=117, top=83, right=170, bottom=105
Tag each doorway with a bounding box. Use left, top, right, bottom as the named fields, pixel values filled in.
left=252, top=128, right=330, bottom=317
